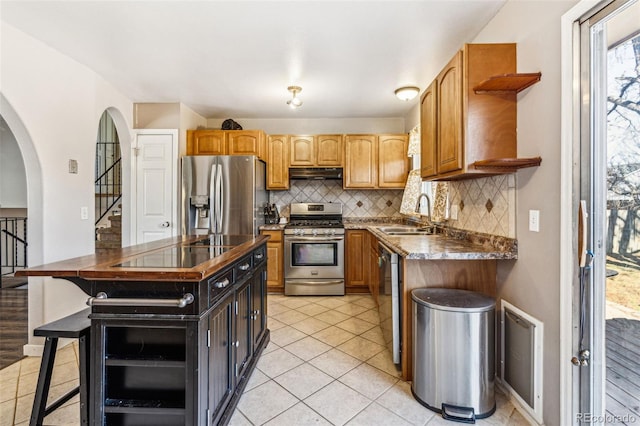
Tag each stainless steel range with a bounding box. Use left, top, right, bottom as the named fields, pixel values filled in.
left=284, top=203, right=345, bottom=296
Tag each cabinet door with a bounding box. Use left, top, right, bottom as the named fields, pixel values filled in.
left=345, top=230, right=369, bottom=293
left=187, top=130, right=227, bottom=155
left=378, top=135, right=409, bottom=188
left=344, top=135, right=377, bottom=188
left=267, top=135, right=289, bottom=190
left=261, top=230, right=284, bottom=292
left=420, top=81, right=438, bottom=178
left=208, top=292, right=235, bottom=425
left=437, top=50, right=464, bottom=174
left=235, top=279, right=252, bottom=380
left=228, top=130, right=265, bottom=160
left=251, top=267, right=267, bottom=352
left=290, top=135, right=315, bottom=166
left=316, top=135, right=343, bottom=166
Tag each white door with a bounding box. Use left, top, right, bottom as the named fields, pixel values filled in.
left=133, top=130, right=178, bottom=244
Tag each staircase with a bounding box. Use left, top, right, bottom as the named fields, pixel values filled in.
left=95, top=213, right=122, bottom=256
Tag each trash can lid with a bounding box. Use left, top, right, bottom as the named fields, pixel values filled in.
left=411, top=288, right=495, bottom=312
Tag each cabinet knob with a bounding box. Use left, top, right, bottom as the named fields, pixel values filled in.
left=255, top=253, right=264, bottom=259
left=239, top=263, right=250, bottom=271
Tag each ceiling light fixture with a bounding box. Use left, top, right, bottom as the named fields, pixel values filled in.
left=394, top=86, right=420, bottom=101
left=286, top=86, right=303, bottom=108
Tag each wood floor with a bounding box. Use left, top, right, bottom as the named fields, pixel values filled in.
left=0, top=284, right=28, bottom=370
left=606, top=317, right=640, bottom=424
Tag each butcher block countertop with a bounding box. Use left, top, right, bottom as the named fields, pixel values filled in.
left=344, top=219, right=517, bottom=260
left=15, top=234, right=270, bottom=282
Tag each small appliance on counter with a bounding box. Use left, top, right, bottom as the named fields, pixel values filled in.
left=264, top=203, right=280, bottom=224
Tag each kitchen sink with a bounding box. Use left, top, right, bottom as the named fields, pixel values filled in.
left=377, top=226, right=436, bottom=236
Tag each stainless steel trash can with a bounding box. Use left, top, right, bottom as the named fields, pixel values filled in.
left=411, top=288, right=496, bottom=423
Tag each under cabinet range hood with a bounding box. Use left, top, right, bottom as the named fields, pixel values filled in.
left=289, top=167, right=343, bottom=180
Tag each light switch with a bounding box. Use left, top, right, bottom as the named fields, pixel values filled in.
left=69, top=159, right=78, bottom=174
left=529, top=210, right=540, bottom=232
left=81, top=206, right=89, bottom=220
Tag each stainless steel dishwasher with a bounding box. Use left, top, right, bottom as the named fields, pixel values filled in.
left=378, top=242, right=401, bottom=367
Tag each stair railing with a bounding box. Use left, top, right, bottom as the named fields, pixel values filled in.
left=95, top=141, right=122, bottom=225
left=1, top=217, right=27, bottom=275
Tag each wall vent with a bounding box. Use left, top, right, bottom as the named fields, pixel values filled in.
left=501, top=300, right=544, bottom=424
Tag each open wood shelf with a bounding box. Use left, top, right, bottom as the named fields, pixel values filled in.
left=473, top=72, right=542, bottom=94
left=472, top=157, right=542, bottom=171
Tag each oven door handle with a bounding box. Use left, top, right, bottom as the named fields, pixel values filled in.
left=287, top=280, right=345, bottom=285
left=286, top=237, right=344, bottom=242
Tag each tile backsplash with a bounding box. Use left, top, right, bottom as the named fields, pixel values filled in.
left=447, top=174, right=516, bottom=238
left=270, top=180, right=404, bottom=219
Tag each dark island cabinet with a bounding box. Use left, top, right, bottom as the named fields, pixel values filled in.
left=90, top=244, right=269, bottom=426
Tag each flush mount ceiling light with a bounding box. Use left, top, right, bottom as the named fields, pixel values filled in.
left=286, top=85, right=303, bottom=108
left=394, top=86, right=420, bottom=101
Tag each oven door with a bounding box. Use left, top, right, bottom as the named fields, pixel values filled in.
left=284, top=235, right=345, bottom=295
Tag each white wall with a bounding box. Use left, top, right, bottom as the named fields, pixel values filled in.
left=0, top=115, right=27, bottom=208
left=206, top=117, right=406, bottom=134
left=470, top=1, right=578, bottom=424
left=1, top=23, right=133, bottom=349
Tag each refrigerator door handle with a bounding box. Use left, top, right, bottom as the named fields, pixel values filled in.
left=216, top=164, right=224, bottom=232
left=210, top=164, right=218, bottom=233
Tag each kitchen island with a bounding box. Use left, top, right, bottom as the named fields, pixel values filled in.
left=17, top=233, right=270, bottom=426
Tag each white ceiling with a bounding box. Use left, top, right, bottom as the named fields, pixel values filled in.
left=1, top=1, right=506, bottom=119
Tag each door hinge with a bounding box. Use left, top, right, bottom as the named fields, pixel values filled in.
left=235, top=363, right=238, bottom=377
left=207, top=329, right=210, bottom=348
left=132, top=147, right=140, bottom=156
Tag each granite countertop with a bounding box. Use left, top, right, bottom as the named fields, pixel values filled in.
left=345, top=218, right=517, bottom=260
left=259, top=217, right=517, bottom=260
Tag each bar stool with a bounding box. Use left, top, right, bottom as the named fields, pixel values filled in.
left=30, top=308, right=91, bottom=426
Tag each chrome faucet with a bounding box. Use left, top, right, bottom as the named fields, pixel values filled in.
left=415, top=193, right=432, bottom=223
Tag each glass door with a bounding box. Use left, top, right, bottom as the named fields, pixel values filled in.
left=577, top=0, right=640, bottom=422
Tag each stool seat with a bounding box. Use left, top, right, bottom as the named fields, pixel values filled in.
left=30, top=308, right=91, bottom=426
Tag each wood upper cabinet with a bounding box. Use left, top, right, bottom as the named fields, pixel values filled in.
left=344, top=135, right=378, bottom=188
left=227, top=130, right=266, bottom=160
left=187, top=130, right=226, bottom=155
left=267, top=135, right=289, bottom=190
left=378, top=135, right=410, bottom=188
left=316, top=135, right=343, bottom=166
left=344, top=134, right=408, bottom=189
left=420, top=81, right=437, bottom=179
left=290, top=134, right=343, bottom=167
left=421, top=43, right=519, bottom=180
left=187, top=129, right=266, bottom=160
left=345, top=229, right=369, bottom=294
left=290, top=136, right=315, bottom=166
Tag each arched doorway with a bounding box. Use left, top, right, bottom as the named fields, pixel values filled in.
left=94, top=110, right=123, bottom=255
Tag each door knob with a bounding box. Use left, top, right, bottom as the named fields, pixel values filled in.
left=161, top=221, right=170, bottom=228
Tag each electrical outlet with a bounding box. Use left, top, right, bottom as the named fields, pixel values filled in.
left=529, top=210, right=540, bottom=232
left=81, top=206, right=89, bottom=220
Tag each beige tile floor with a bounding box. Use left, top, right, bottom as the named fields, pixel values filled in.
left=0, top=294, right=530, bottom=425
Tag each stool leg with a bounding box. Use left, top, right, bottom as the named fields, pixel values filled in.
left=30, top=337, right=58, bottom=426
left=78, top=334, right=90, bottom=425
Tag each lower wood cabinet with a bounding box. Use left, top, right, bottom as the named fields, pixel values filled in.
left=345, top=229, right=370, bottom=294
left=261, top=230, right=284, bottom=293
left=90, top=246, right=268, bottom=425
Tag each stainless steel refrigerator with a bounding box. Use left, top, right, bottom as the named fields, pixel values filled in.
left=181, top=155, right=268, bottom=235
